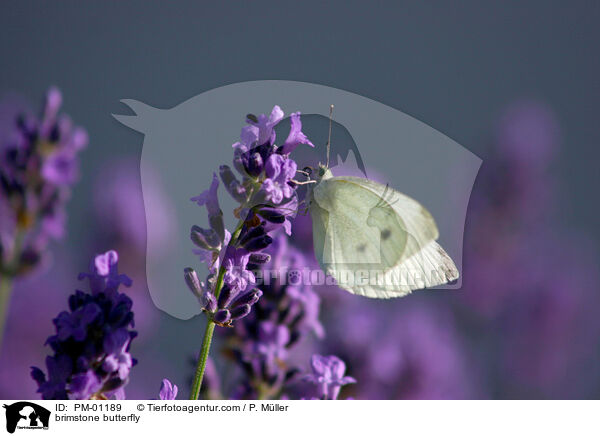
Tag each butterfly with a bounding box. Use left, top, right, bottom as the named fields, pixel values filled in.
left=305, top=105, right=459, bottom=298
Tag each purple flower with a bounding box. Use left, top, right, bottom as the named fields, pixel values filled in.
left=94, top=250, right=119, bottom=277
left=248, top=105, right=284, bottom=147
left=262, top=154, right=297, bottom=204
left=31, top=250, right=137, bottom=400
left=304, top=355, right=356, bottom=400
left=185, top=259, right=262, bottom=327
left=102, top=329, right=134, bottom=380
left=187, top=106, right=314, bottom=395
left=279, top=112, right=314, bottom=155
left=158, top=379, right=178, bottom=400
left=223, top=248, right=255, bottom=292
left=219, top=233, right=324, bottom=399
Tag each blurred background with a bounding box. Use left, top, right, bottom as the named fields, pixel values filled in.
left=1, top=1, right=599, bottom=399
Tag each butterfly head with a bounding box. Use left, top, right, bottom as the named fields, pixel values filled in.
left=316, top=163, right=333, bottom=182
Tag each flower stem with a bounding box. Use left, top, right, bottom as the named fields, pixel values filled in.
left=0, top=273, right=14, bottom=350
left=189, top=319, right=216, bottom=400
left=189, top=220, right=246, bottom=400
left=0, top=230, right=24, bottom=350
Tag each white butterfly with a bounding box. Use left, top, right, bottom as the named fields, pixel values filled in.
left=305, top=106, right=459, bottom=298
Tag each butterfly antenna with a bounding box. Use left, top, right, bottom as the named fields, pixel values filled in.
left=326, top=104, right=334, bottom=169
left=375, top=184, right=389, bottom=208
left=386, top=187, right=399, bottom=207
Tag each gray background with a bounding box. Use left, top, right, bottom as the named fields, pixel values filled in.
left=1, top=1, right=597, bottom=257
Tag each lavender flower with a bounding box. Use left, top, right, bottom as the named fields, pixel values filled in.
left=31, top=250, right=136, bottom=400
left=158, top=379, right=178, bottom=400
left=221, top=234, right=323, bottom=399
left=303, top=355, right=356, bottom=400
left=186, top=106, right=313, bottom=400
left=262, top=154, right=297, bottom=204
left=0, top=87, right=87, bottom=277
left=185, top=106, right=313, bottom=328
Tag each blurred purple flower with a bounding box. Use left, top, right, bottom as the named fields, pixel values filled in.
left=496, top=100, right=558, bottom=169
left=158, top=379, right=178, bottom=400
left=221, top=234, right=323, bottom=399
left=0, top=87, right=87, bottom=275
left=325, top=297, right=475, bottom=399
left=303, top=354, right=356, bottom=400
left=256, top=322, right=290, bottom=371
left=498, top=235, right=600, bottom=397
left=458, top=99, right=600, bottom=399
left=462, top=100, right=560, bottom=316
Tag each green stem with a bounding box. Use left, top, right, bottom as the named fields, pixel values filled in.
left=0, top=273, right=14, bottom=351
left=0, top=230, right=24, bottom=350
left=189, top=220, right=246, bottom=400
left=189, top=320, right=216, bottom=400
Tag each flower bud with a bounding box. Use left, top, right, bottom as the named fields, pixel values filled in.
left=231, top=288, right=262, bottom=309
left=202, top=291, right=217, bottom=313
left=243, top=235, right=273, bottom=252
left=213, top=309, right=231, bottom=325
left=209, top=213, right=225, bottom=243
left=248, top=253, right=271, bottom=264
left=184, top=268, right=203, bottom=299
left=239, top=225, right=266, bottom=247
left=233, top=152, right=246, bottom=174
left=219, top=165, right=247, bottom=203
left=230, top=304, right=251, bottom=320
left=190, top=225, right=220, bottom=249
left=243, top=152, right=263, bottom=178
left=217, top=284, right=234, bottom=309
left=257, top=208, right=286, bottom=224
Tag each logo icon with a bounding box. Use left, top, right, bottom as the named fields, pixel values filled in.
left=3, top=402, right=50, bottom=434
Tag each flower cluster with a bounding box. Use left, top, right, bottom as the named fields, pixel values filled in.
left=0, top=88, right=87, bottom=276
left=31, top=250, right=136, bottom=400
left=184, top=106, right=313, bottom=327
left=224, top=235, right=324, bottom=399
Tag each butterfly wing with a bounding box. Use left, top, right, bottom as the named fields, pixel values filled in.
left=310, top=176, right=458, bottom=298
